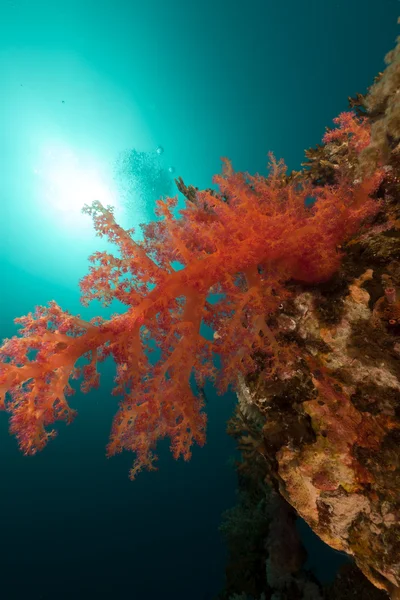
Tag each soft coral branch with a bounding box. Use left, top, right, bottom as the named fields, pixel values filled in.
left=0, top=301, right=101, bottom=454
left=0, top=115, right=384, bottom=478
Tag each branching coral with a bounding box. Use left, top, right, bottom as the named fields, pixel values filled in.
left=0, top=116, right=383, bottom=479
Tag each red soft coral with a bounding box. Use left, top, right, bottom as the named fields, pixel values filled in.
left=0, top=119, right=383, bottom=479
left=323, top=110, right=371, bottom=152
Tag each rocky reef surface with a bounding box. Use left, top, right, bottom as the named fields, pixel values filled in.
left=222, top=31, right=400, bottom=600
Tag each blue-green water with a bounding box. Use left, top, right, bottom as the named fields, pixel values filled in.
left=0, top=1, right=397, bottom=598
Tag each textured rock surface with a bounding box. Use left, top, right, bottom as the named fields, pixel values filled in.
left=238, top=256, right=400, bottom=596
left=236, top=39, right=400, bottom=594
left=224, top=30, right=400, bottom=600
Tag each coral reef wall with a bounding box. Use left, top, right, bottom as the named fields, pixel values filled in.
left=234, top=32, right=400, bottom=600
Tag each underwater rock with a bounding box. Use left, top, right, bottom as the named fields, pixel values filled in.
left=235, top=49, right=400, bottom=592
left=238, top=243, right=400, bottom=596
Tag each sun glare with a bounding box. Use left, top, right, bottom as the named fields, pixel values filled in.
left=34, top=143, right=120, bottom=224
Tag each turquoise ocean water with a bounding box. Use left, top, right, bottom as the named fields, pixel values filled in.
left=0, top=1, right=398, bottom=598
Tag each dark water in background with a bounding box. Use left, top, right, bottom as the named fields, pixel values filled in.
left=0, top=1, right=398, bottom=598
